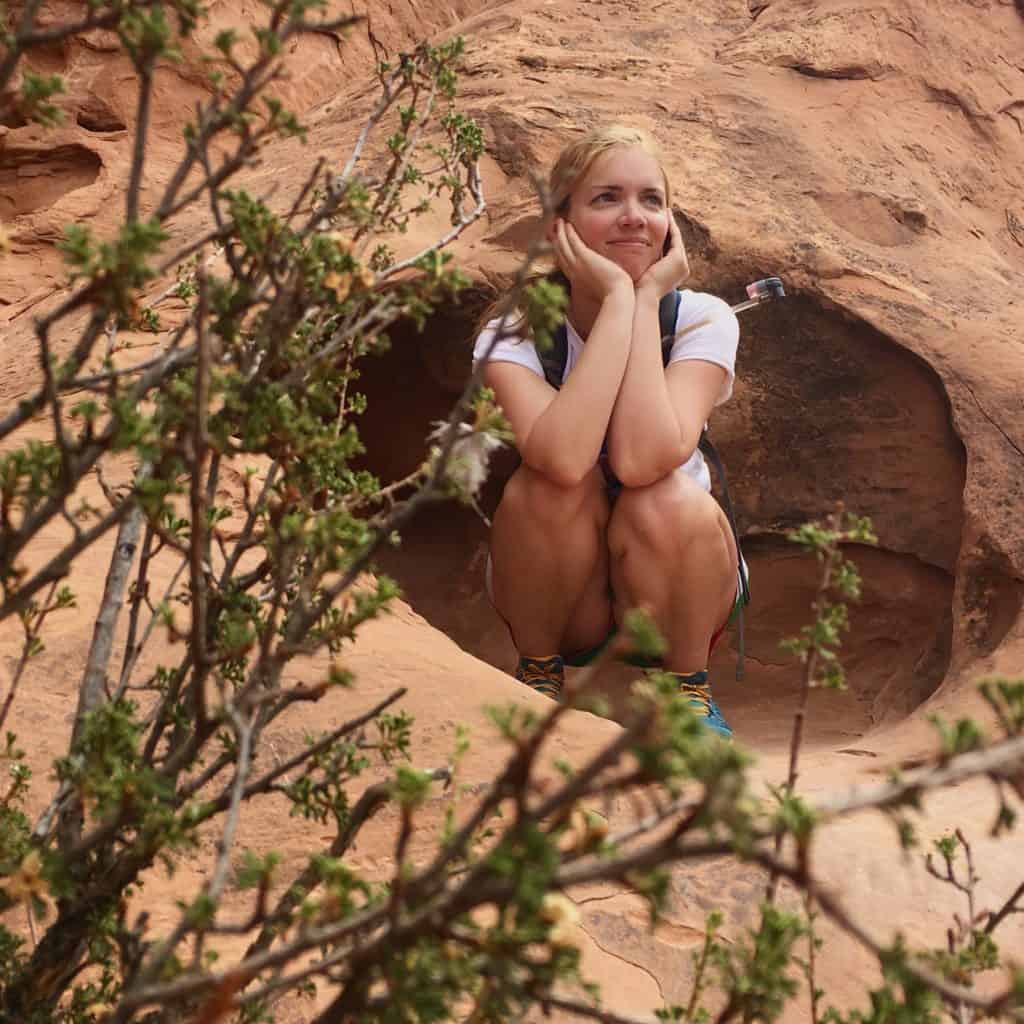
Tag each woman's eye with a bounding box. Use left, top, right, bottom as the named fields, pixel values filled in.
left=643, top=194, right=664, bottom=207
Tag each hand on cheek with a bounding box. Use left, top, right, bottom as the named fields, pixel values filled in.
left=639, top=214, right=689, bottom=295
left=555, top=219, right=633, bottom=299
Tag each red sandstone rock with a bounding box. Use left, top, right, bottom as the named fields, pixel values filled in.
left=1, top=0, right=1023, bottom=1018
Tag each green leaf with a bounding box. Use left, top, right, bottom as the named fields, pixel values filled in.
left=19, top=71, right=65, bottom=126
left=391, top=765, right=433, bottom=809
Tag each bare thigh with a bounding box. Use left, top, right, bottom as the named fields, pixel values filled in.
left=608, top=475, right=739, bottom=631
left=558, top=538, right=615, bottom=657
left=486, top=463, right=615, bottom=657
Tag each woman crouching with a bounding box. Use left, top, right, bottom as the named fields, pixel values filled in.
left=474, top=125, right=744, bottom=738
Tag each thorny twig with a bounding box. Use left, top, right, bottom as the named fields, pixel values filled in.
left=985, top=879, right=1024, bottom=935
left=755, top=848, right=1024, bottom=1024
left=106, top=728, right=1024, bottom=1016
left=0, top=579, right=62, bottom=734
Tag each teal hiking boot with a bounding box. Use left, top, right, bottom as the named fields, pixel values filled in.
left=674, top=670, right=732, bottom=739
left=515, top=654, right=565, bottom=702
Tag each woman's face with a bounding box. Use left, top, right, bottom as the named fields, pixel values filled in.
left=566, top=145, right=670, bottom=281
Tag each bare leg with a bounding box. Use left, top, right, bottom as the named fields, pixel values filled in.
left=489, top=463, right=614, bottom=658
left=608, top=473, right=737, bottom=672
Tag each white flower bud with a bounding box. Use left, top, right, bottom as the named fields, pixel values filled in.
left=427, top=420, right=505, bottom=500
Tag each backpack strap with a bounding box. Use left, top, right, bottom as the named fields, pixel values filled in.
left=542, top=289, right=683, bottom=389
left=697, top=436, right=749, bottom=601
left=539, top=321, right=569, bottom=390
left=698, top=432, right=750, bottom=680
left=658, top=288, right=683, bottom=360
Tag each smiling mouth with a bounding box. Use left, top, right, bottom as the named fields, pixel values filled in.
left=608, top=240, right=649, bottom=248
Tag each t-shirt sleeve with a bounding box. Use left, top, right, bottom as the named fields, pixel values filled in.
left=666, top=291, right=739, bottom=405
left=472, top=318, right=546, bottom=379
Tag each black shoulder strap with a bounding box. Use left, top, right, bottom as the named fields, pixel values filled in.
left=658, top=288, right=682, bottom=364
left=539, top=325, right=568, bottom=390
left=543, top=289, right=683, bottom=389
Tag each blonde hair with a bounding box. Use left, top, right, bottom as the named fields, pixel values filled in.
left=548, top=124, right=671, bottom=216
left=476, top=125, right=672, bottom=338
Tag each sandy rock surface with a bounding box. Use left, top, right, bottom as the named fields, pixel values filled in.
left=2, top=0, right=1024, bottom=1019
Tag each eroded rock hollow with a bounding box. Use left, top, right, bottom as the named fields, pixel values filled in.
left=357, top=278, right=969, bottom=740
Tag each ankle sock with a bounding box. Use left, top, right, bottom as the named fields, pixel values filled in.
left=665, top=669, right=709, bottom=686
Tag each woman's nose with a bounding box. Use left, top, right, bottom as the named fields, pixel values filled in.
left=618, top=200, right=645, bottom=225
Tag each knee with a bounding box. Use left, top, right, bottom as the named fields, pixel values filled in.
left=610, top=473, right=725, bottom=552
left=497, top=463, right=609, bottom=527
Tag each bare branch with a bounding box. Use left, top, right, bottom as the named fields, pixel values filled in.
left=180, top=688, right=406, bottom=808
left=140, top=707, right=257, bottom=987
left=242, top=766, right=449, bottom=966
left=114, top=525, right=157, bottom=694
left=813, top=735, right=1024, bottom=819
left=285, top=156, right=326, bottom=228
left=37, top=318, right=73, bottom=483
left=74, top=495, right=146, bottom=723
left=0, top=503, right=128, bottom=625
left=65, top=340, right=197, bottom=393
left=377, top=160, right=486, bottom=282
left=206, top=710, right=256, bottom=903
left=985, top=879, right=1024, bottom=935
left=532, top=994, right=658, bottom=1024
left=58, top=482, right=147, bottom=852
left=756, top=849, right=1024, bottom=1022
left=219, top=464, right=280, bottom=584
left=0, top=580, right=62, bottom=733
left=189, top=267, right=213, bottom=730
left=331, top=64, right=406, bottom=192
left=126, top=67, right=154, bottom=222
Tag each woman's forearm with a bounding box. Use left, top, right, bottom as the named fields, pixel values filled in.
left=521, top=286, right=635, bottom=486
left=606, top=287, right=690, bottom=486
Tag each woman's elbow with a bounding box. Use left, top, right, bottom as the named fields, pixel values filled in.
left=608, top=445, right=690, bottom=489
left=547, top=462, right=591, bottom=490
left=522, top=451, right=593, bottom=490
left=610, top=461, right=666, bottom=489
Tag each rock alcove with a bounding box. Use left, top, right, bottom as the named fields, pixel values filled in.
left=0, top=141, right=102, bottom=219
left=355, top=279, right=968, bottom=748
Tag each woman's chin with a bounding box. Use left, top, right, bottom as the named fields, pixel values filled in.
left=607, top=251, right=654, bottom=281
left=626, top=259, right=657, bottom=283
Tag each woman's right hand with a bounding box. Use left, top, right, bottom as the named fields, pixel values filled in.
left=552, top=218, right=633, bottom=301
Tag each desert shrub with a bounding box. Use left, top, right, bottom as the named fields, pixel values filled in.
left=1, top=4, right=1023, bottom=1023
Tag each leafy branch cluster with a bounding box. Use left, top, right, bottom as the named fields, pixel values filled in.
left=0, top=3, right=1023, bottom=1024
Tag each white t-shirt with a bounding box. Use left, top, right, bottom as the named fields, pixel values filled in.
left=472, top=289, right=739, bottom=492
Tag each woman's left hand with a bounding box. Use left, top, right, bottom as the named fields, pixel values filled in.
left=636, top=213, right=690, bottom=297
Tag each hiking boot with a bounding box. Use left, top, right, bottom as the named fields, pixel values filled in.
left=515, top=654, right=565, bottom=702
left=674, top=670, right=732, bottom=739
